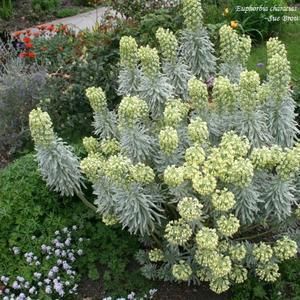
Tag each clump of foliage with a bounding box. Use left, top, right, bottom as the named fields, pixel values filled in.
left=29, top=0, right=300, bottom=295
left=31, top=0, right=59, bottom=12
left=0, top=45, right=46, bottom=159
left=0, top=154, right=150, bottom=297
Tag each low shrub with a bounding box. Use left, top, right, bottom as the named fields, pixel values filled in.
left=31, top=0, right=59, bottom=12
left=0, top=49, right=46, bottom=160
left=55, top=7, right=80, bottom=18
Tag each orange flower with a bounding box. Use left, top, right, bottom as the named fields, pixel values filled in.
left=27, top=52, right=36, bottom=59
left=230, top=20, right=238, bottom=29
left=223, top=8, right=229, bottom=16
left=14, top=31, right=22, bottom=38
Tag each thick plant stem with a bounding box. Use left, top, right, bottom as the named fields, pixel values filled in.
left=77, top=192, right=97, bottom=212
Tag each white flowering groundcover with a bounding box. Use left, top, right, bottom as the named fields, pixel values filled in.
left=28, top=0, right=299, bottom=296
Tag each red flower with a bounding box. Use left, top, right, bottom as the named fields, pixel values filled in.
left=25, top=43, right=33, bottom=49
left=47, top=24, right=54, bottom=31
left=18, top=52, right=26, bottom=58
left=27, top=52, right=36, bottom=59
left=23, top=37, right=32, bottom=43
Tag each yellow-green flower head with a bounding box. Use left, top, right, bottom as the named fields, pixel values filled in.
left=192, top=173, right=217, bottom=196
left=217, top=214, right=240, bottom=237
left=238, top=35, right=252, bottom=66
left=196, top=268, right=212, bottom=282
left=256, top=262, right=280, bottom=282
left=100, top=138, right=121, bottom=156
left=102, top=213, right=119, bottom=226
left=196, top=227, right=218, bottom=250
left=164, top=165, right=185, bottom=187
left=253, top=242, right=273, bottom=263
left=130, top=163, right=155, bottom=184
left=182, top=0, right=203, bottom=30
left=80, top=153, right=103, bottom=183
left=267, top=53, right=291, bottom=101
left=230, top=265, right=248, bottom=284
left=211, top=188, right=236, bottom=212
left=203, top=147, right=235, bottom=180
left=165, top=219, right=192, bottom=246
left=238, top=71, right=261, bottom=111
left=85, top=86, right=107, bottom=113
left=103, top=154, right=132, bottom=182
left=218, top=240, right=230, bottom=253
left=138, top=45, right=160, bottom=78
left=187, top=117, right=209, bottom=144
left=163, top=99, right=189, bottom=127
left=182, top=162, right=200, bottom=180
left=273, top=237, right=298, bottom=261
left=155, top=27, right=178, bottom=61
left=159, top=127, right=179, bottom=154
left=29, top=108, right=55, bottom=147
left=177, top=197, right=203, bottom=222
left=219, top=25, right=239, bottom=63
left=229, top=244, right=247, bottom=262
left=267, top=37, right=287, bottom=60
left=251, top=145, right=284, bottom=170
left=212, top=76, right=236, bottom=112
left=209, top=277, right=230, bottom=294
left=83, top=136, right=100, bottom=154
left=210, top=255, right=232, bottom=278
left=185, top=144, right=206, bottom=166
left=257, top=83, right=271, bottom=104
left=172, top=260, right=193, bottom=281
left=195, top=249, right=219, bottom=267
left=118, top=96, right=149, bottom=126
left=120, top=36, right=138, bottom=69
left=226, top=158, right=254, bottom=187
left=276, top=144, right=300, bottom=180
left=149, top=248, right=164, bottom=262
left=220, top=131, right=250, bottom=158
left=188, top=77, right=208, bottom=111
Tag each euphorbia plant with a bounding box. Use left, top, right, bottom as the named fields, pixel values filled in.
left=29, top=0, right=299, bottom=294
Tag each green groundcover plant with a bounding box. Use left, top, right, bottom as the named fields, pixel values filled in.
left=29, top=0, right=299, bottom=295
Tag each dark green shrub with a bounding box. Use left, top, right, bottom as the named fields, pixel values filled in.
left=32, top=0, right=59, bottom=12
left=229, top=0, right=287, bottom=41
left=0, top=0, right=13, bottom=20
left=55, top=7, right=80, bottom=18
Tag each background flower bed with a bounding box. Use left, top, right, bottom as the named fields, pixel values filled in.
left=0, top=0, right=104, bottom=32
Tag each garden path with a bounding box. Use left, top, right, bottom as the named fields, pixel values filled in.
left=48, top=6, right=111, bottom=32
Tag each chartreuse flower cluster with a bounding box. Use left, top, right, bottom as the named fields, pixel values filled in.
left=156, top=27, right=178, bottom=62
left=164, top=219, right=192, bottom=246
left=118, top=96, right=149, bottom=127
left=219, top=24, right=251, bottom=66
left=82, top=136, right=100, bottom=154
left=138, top=46, right=160, bottom=78
left=177, top=197, right=203, bottom=222
left=119, top=36, right=138, bottom=69
left=102, top=213, right=119, bottom=226
left=100, top=138, right=121, bottom=156
left=85, top=86, right=107, bottom=113
left=211, top=189, right=236, bottom=212
left=163, top=99, right=189, bottom=127
left=212, top=76, right=236, bottom=111
left=80, top=152, right=103, bottom=183
left=159, top=127, right=179, bottom=154
left=182, top=0, right=203, bottom=30
left=130, top=163, right=155, bottom=184
left=172, top=260, right=193, bottom=281
left=164, top=165, right=185, bottom=187
left=238, top=71, right=261, bottom=111
left=29, top=108, right=55, bottom=147
left=187, top=117, right=209, bottom=144
left=149, top=248, right=164, bottom=262
left=188, top=77, right=208, bottom=111
left=217, top=214, right=240, bottom=237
